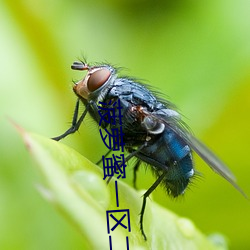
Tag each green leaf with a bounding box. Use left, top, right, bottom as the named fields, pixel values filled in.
left=19, top=127, right=227, bottom=250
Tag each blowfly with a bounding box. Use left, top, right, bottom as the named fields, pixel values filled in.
left=52, top=60, right=246, bottom=240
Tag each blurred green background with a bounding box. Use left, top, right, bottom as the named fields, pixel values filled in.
left=1, top=0, right=250, bottom=249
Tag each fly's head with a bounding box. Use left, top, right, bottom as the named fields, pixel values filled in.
left=72, top=61, right=116, bottom=101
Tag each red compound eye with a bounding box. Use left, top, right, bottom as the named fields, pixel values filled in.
left=87, top=68, right=111, bottom=92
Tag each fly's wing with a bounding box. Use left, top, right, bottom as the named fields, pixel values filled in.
left=182, top=131, right=247, bottom=198
left=150, top=110, right=247, bottom=198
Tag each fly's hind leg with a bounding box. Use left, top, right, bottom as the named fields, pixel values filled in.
left=140, top=171, right=167, bottom=240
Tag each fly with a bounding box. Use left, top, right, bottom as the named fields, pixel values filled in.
left=52, top=60, right=246, bottom=240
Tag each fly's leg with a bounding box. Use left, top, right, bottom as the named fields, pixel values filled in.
left=106, top=143, right=147, bottom=184
left=96, top=149, right=112, bottom=165
left=140, top=172, right=167, bottom=240
left=52, top=99, right=89, bottom=141
left=133, top=160, right=141, bottom=189
left=52, top=99, right=102, bottom=141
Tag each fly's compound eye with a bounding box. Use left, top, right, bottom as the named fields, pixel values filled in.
left=87, top=68, right=111, bottom=92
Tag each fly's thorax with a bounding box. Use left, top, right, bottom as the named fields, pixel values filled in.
left=73, top=64, right=117, bottom=102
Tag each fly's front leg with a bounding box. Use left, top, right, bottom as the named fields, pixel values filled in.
left=140, top=171, right=167, bottom=240
left=52, top=99, right=89, bottom=141
left=88, top=100, right=109, bottom=128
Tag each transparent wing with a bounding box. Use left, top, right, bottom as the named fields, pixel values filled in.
left=148, top=110, right=247, bottom=198
left=171, top=123, right=247, bottom=198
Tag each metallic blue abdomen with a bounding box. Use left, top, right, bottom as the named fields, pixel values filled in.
left=136, top=128, right=194, bottom=197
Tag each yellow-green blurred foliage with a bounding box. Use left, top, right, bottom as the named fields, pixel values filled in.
left=0, top=1, right=250, bottom=249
